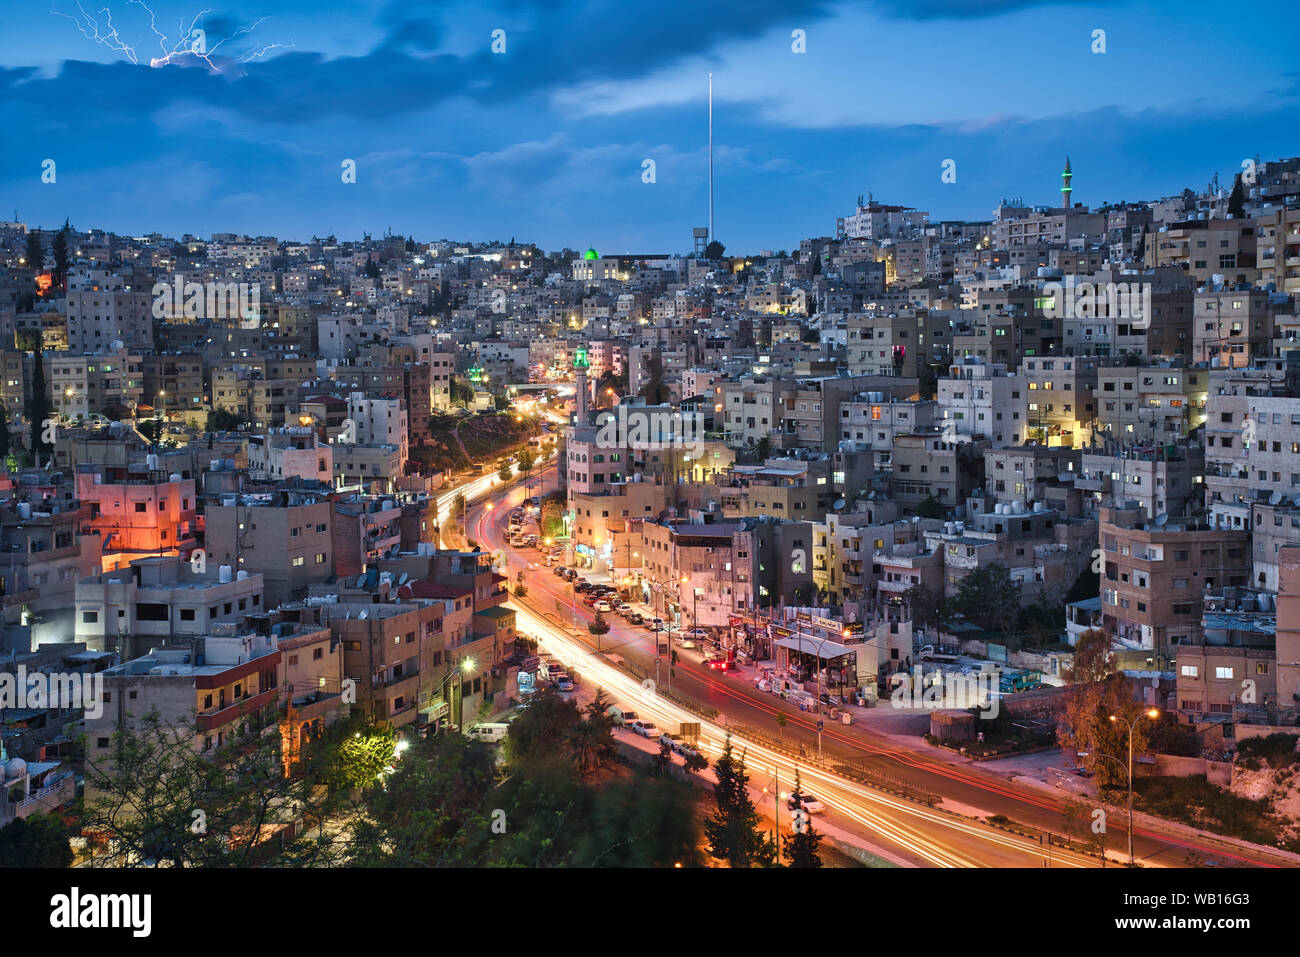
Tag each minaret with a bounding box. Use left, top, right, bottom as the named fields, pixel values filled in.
left=573, top=345, right=590, bottom=424
left=1060, top=156, right=1073, bottom=209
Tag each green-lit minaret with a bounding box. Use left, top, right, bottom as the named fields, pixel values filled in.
left=573, top=345, right=590, bottom=423
left=1060, top=156, right=1073, bottom=209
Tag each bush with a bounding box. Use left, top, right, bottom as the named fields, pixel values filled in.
left=1236, top=733, right=1300, bottom=769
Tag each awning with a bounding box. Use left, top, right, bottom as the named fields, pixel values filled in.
left=773, top=633, right=858, bottom=659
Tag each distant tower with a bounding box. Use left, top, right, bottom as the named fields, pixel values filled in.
left=573, top=345, right=590, bottom=424
left=1060, top=156, right=1073, bottom=209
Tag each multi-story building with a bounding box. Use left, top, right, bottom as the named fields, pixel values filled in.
left=1099, top=505, right=1251, bottom=658
left=202, top=488, right=333, bottom=607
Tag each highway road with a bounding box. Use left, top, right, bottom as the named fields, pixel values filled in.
left=464, top=476, right=1293, bottom=869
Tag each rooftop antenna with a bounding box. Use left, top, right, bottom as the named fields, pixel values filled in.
left=708, top=72, right=714, bottom=244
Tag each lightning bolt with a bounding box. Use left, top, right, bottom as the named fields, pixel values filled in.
left=51, top=0, right=293, bottom=75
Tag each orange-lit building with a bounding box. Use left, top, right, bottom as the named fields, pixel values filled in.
left=74, top=462, right=198, bottom=570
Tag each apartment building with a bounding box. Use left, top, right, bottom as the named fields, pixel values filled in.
left=46, top=349, right=144, bottom=421
left=75, top=556, right=265, bottom=658
left=203, top=489, right=333, bottom=607
left=1193, top=288, right=1275, bottom=368
left=74, top=463, right=197, bottom=568
left=938, top=357, right=1027, bottom=446
left=1095, top=364, right=1207, bottom=444
left=1099, top=505, right=1251, bottom=656
left=247, top=428, right=333, bottom=483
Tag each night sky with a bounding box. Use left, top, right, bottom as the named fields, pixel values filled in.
left=3, top=0, right=1297, bottom=252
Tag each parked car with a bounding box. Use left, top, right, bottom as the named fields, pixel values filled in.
left=676, top=638, right=697, bottom=650
left=594, top=600, right=612, bottom=612
left=684, top=628, right=709, bottom=640
left=630, top=720, right=660, bottom=738
left=553, top=565, right=567, bottom=577
left=556, top=676, right=575, bottom=692
left=704, top=656, right=732, bottom=671
left=606, top=706, right=638, bottom=726
left=583, top=596, right=599, bottom=607
left=626, top=613, right=644, bottom=625
left=646, top=617, right=665, bottom=631
left=575, top=581, right=593, bottom=592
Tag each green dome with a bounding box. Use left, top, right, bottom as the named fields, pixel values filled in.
left=583, top=248, right=599, bottom=260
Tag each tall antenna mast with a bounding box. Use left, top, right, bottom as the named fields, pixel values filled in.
left=708, top=72, right=714, bottom=243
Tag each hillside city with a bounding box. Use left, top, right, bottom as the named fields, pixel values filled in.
left=4, top=155, right=1300, bottom=869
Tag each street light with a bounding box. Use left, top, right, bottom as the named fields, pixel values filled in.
left=1086, top=707, right=1160, bottom=866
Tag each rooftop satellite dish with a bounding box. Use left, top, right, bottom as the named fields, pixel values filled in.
left=832, top=499, right=846, bottom=511
left=1271, top=491, right=1283, bottom=505
left=358, top=609, right=368, bottom=619
left=1155, top=514, right=1168, bottom=526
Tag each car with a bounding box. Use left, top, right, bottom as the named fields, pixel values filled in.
left=658, top=731, right=683, bottom=750
left=574, top=581, right=593, bottom=592
left=594, top=599, right=612, bottom=612
left=684, top=628, right=709, bottom=640
left=630, top=720, right=660, bottom=738
left=646, top=617, right=664, bottom=630
left=787, top=793, right=826, bottom=814
left=705, top=657, right=732, bottom=671
left=614, top=602, right=632, bottom=613
left=583, top=595, right=599, bottom=607
left=676, top=638, right=697, bottom=650
left=556, top=676, right=575, bottom=692
left=553, top=565, right=567, bottom=576
left=626, top=613, right=644, bottom=625
left=606, top=706, right=638, bottom=726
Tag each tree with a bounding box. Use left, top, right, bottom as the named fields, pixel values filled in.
left=915, top=495, right=945, bottom=519
left=952, top=563, right=1020, bottom=635
left=901, top=582, right=948, bottom=632
left=24, top=229, right=43, bottom=272
left=80, top=709, right=343, bottom=867
left=26, top=345, right=52, bottom=462
left=52, top=220, right=71, bottom=290
left=497, top=460, right=513, bottom=482
left=1227, top=173, right=1246, bottom=219
left=0, top=413, right=10, bottom=460
left=0, top=813, right=73, bottom=867
left=1058, top=673, right=1152, bottom=790
left=703, top=240, right=725, bottom=260
left=588, top=611, right=611, bottom=637
left=638, top=350, right=671, bottom=405
left=704, top=735, right=776, bottom=867
left=1067, top=628, right=1115, bottom=684
left=654, top=739, right=673, bottom=776
left=784, top=771, right=824, bottom=868
left=517, top=446, right=536, bottom=493
left=208, top=408, right=244, bottom=432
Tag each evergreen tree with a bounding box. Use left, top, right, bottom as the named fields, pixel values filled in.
left=24, top=229, right=43, bottom=272
left=52, top=220, right=71, bottom=290
left=784, top=771, right=824, bottom=868
left=1227, top=174, right=1246, bottom=219
left=704, top=735, right=776, bottom=867
left=27, top=346, right=53, bottom=462
left=0, top=813, right=73, bottom=867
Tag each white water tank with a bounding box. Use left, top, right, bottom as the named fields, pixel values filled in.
left=146, top=454, right=159, bottom=470
left=17, top=502, right=31, bottom=519
left=169, top=473, right=182, bottom=483
left=219, top=565, right=233, bottom=583
left=236, top=570, right=248, bottom=581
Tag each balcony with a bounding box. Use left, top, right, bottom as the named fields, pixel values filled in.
left=197, top=688, right=278, bottom=731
